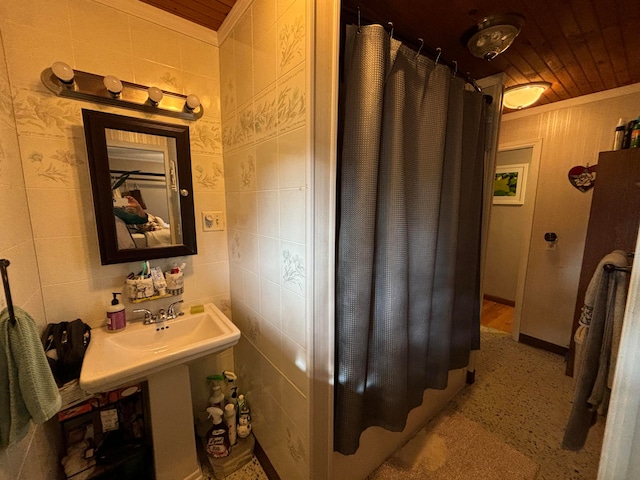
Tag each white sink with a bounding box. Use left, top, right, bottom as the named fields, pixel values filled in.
left=79, top=302, right=240, bottom=394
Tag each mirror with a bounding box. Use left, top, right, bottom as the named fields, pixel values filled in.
left=82, top=109, right=197, bottom=265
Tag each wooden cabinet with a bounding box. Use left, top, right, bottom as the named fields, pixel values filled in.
left=567, top=148, right=640, bottom=376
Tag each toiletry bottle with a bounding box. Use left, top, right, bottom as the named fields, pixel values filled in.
left=613, top=118, right=626, bottom=150
left=205, top=407, right=230, bottom=458
left=223, top=370, right=239, bottom=410
left=224, top=403, right=237, bottom=445
left=630, top=117, right=640, bottom=148
left=209, top=385, right=225, bottom=410
left=106, top=292, right=126, bottom=331
left=237, top=394, right=252, bottom=439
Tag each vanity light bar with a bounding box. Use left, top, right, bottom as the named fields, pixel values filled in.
left=41, top=63, right=203, bottom=121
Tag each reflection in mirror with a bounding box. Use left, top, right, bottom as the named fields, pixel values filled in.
left=106, top=129, right=181, bottom=250
left=82, top=109, right=197, bottom=265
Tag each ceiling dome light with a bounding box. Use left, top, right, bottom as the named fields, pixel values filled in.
left=503, top=82, right=551, bottom=110
left=462, top=14, right=524, bottom=61
left=51, top=61, right=75, bottom=84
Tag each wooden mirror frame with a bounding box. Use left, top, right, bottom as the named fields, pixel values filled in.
left=82, top=109, right=197, bottom=265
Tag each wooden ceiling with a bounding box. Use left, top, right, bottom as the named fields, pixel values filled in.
left=141, top=0, right=640, bottom=107
left=343, top=0, right=640, bottom=107
left=140, top=0, right=237, bottom=31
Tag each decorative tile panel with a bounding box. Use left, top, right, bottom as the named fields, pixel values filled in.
left=277, top=65, right=305, bottom=134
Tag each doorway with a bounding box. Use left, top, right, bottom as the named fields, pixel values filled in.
left=482, top=140, right=542, bottom=340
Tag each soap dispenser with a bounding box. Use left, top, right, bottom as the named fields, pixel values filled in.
left=106, top=292, right=126, bottom=332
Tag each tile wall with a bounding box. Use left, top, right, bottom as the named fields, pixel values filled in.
left=0, top=26, right=62, bottom=480
left=0, top=0, right=230, bottom=478
left=219, top=0, right=310, bottom=478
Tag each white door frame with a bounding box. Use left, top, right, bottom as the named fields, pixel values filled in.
left=495, top=139, right=543, bottom=341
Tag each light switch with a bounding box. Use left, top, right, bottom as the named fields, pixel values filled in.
left=203, top=211, right=224, bottom=231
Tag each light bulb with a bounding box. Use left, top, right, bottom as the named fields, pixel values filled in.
left=103, top=75, right=123, bottom=96
left=148, top=86, right=163, bottom=105
left=185, top=94, right=200, bottom=111
left=51, top=61, right=74, bottom=84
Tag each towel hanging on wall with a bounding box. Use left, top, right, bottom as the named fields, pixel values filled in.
left=562, top=250, right=629, bottom=451
left=1, top=306, right=61, bottom=447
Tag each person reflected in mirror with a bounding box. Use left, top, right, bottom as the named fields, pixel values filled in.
left=114, top=196, right=148, bottom=249
left=115, top=195, right=148, bottom=224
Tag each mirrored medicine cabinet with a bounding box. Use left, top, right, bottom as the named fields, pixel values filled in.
left=82, top=109, right=197, bottom=265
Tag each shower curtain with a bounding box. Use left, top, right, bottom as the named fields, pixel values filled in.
left=335, top=24, right=488, bottom=455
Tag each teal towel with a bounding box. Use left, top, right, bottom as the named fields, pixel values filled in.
left=0, top=307, right=61, bottom=447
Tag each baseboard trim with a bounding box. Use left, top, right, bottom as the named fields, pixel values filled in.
left=519, top=333, right=568, bottom=356
left=483, top=294, right=516, bottom=307
left=254, top=437, right=281, bottom=480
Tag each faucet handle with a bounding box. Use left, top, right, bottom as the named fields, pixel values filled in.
left=133, top=308, right=153, bottom=324
left=168, top=300, right=184, bottom=318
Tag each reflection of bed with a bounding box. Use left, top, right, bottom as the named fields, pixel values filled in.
left=131, top=229, right=172, bottom=248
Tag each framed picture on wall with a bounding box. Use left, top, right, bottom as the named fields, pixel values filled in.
left=493, top=164, right=528, bottom=205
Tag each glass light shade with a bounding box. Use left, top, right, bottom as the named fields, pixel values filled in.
left=103, top=75, right=123, bottom=95
left=468, top=25, right=520, bottom=60
left=185, top=94, right=201, bottom=111
left=52, top=61, right=74, bottom=83
left=503, top=82, right=551, bottom=110
left=462, top=14, right=524, bottom=61
left=148, top=86, right=164, bottom=105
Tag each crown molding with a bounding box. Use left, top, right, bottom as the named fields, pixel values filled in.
left=94, top=0, right=218, bottom=46
left=217, top=0, right=253, bottom=44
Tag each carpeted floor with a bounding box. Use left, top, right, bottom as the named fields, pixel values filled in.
left=369, top=327, right=605, bottom=480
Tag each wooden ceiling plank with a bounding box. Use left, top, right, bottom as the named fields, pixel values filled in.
left=620, top=18, right=640, bottom=84
left=160, top=0, right=227, bottom=22
left=516, top=45, right=575, bottom=99
left=514, top=33, right=582, bottom=98
left=141, top=0, right=226, bottom=30
left=570, top=0, right=618, bottom=91
left=547, top=0, right=606, bottom=92
left=530, top=3, right=593, bottom=95
left=591, top=0, right=618, bottom=29
left=600, top=26, right=632, bottom=86
left=189, top=0, right=233, bottom=16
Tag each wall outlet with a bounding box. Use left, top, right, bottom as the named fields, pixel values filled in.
left=202, top=211, right=224, bottom=231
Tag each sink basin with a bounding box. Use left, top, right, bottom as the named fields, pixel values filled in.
left=80, top=303, right=240, bottom=393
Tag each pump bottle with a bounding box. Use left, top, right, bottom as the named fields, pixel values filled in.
left=106, top=292, right=126, bottom=331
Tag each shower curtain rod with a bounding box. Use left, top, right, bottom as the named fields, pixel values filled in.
left=343, top=6, right=481, bottom=93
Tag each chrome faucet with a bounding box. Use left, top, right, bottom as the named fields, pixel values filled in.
left=133, top=300, right=184, bottom=325
left=168, top=300, right=184, bottom=319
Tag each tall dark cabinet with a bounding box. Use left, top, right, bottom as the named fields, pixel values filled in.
left=567, top=148, right=640, bottom=376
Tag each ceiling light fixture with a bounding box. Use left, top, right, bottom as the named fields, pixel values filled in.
left=41, top=62, right=204, bottom=120
left=462, top=14, right=524, bottom=61
left=503, top=82, right=551, bottom=110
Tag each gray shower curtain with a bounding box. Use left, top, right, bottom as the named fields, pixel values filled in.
left=335, top=24, right=487, bottom=455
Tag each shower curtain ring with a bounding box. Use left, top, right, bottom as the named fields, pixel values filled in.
left=357, top=7, right=361, bottom=33
left=416, top=38, right=424, bottom=58
left=435, top=47, right=442, bottom=65
left=452, top=60, right=458, bottom=78
left=387, top=22, right=394, bottom=39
